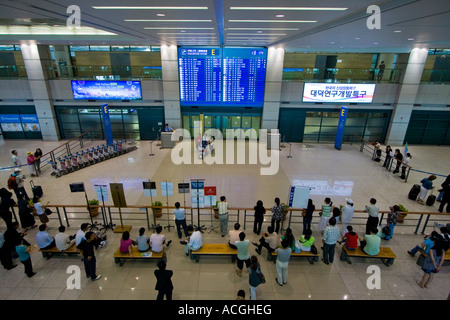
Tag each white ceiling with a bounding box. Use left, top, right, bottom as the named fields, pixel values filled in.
left=0, top=0, right=449, bottom=52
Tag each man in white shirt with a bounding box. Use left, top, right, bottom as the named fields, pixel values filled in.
left=182, top=225, right=203, bottom=260
left=55, top=225, right=76, bottom=251
left=75, top=223, right=89, bottom=247
left=11, top=150, right=21, bottom=167
left=150, top=226, right=172, bottom=253
left=228, top=223, right=241, bottom=249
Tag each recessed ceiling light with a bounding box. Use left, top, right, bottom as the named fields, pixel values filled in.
left=355, top=37, right=360, bottom=40
left=230, top=7, right=347, bottom=11
left=276, top=14, right=285, bottom=18
left=408, top=38, right=414, bottom=40
left=156, top=13, right=165, bottom=17
left=229, top=20, right=316, bottom=23
left=93, top=6, right=208, bottom=10
left=228, top=27, right=299, bottom=30
left=374, top=42, right=379, bottom=44
left=126, top=19, right=212, bottom=22
left=394, top=30, right=402, bottom=33
left=180, top=30, right=186, bottom=33
left=330, top=41, right=335, bottom=44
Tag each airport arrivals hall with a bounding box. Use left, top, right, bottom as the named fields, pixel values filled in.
left=0, top=0, right=449, bottom=302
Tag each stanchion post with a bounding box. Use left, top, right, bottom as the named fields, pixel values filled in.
left=287, top=143, right=292, bottom=158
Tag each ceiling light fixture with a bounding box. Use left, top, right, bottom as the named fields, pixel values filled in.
left=93, top=6, right=208, bottom=10
left=229, top=20, right=316, bottom=23
left=144, top=27, right=214, bottom=30
left=126, top=19, right=212, bottom=22
left=276, top=15, right=285, bottom=18
left=228, top=27, right=299, bottom=30
left=394, top=30, right=402, bottom=33
left=156, top=14, right=165, bottom=17
left=230, top=7, right=347, bottom=11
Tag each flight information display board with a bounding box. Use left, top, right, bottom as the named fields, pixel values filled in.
left=178, top=47, right=267, bottom=107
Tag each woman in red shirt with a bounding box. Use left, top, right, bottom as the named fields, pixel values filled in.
left=339, top=225, right=358, bottom=250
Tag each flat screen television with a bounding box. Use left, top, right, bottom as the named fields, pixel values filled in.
left=302, top=83, right=376, bottom=103
left=69, top=182, right=85, bottom=193
left=71, top=80, right=142, bottom=100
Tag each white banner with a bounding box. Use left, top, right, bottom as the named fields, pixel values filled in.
left=302, top=83, right=376, bottom=103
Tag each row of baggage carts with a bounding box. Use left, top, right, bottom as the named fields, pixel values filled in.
left=48, top=140, right=135, bottom=178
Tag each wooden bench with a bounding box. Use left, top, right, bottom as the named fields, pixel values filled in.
left=190, top=244, right=237, bottom=263
left=114, top=247, right=166, bottom=266
left=39, top=243, right=79, bottom=259
left=416, top=250, right=450, bottom=267
left=340, top=246, right=396, bottom=266
left=271, top=250, right=320, bottom=264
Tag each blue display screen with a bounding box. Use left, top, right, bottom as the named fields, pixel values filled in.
left=71, top=80, right=142, bottom=100
left=178, top=47, right=267, bottom=107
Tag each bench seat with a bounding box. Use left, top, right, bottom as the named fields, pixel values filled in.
left=340, top=246, right=396, bottom=266
left=114, top=247, right=166, bottom=266
left=39, top=243, right=79, bottom=258
left=271, top=250, right=319, bottom=264
left=190, top=244, right=237, bottom=263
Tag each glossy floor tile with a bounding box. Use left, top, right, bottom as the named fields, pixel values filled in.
left=0, top=136, right=449, bottom=300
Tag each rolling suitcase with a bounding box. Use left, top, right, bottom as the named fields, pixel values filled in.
left=30, top=180, right=43, bottom=198
left=408, top=184, right=420, bottom=200
left=426, top=195, right=436, bottom=206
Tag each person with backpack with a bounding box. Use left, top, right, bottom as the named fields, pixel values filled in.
left=8, top=168, right=29, bottom=201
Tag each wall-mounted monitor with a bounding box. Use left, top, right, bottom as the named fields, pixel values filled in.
left=71, top=80, right=142, bottom=100
left=178, top=47, right=267, bottom=107
left=302, top=83, right=376, bottom=103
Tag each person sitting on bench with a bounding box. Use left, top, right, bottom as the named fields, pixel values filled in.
left=150, top=226, right=172, bottom=253
left=36, top=224, right=55, bottom=251
left=359, top=227, right=381, bottom=256
left=181, top=225, right=203, bottom=260
left=252, top=226, right=280, bottom=256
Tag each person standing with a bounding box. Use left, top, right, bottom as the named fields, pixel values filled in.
left=9, top=168, right=29, bottom=201
left=341, top=199, right=355, bottom=235
left=318, top=198, right=333, bottom=234
left=270, top=198, right=284, bottom=234
left=392, top=149, right=403, bottom=174
left=228, top=223, right=241, bottom=249
left=275, top=238, right=291, bottom=286
left=0, top=188, right=16, bottom=229
left=11, top=150, right=21, bottom=168
left=382, top=205, right=399, bottom=240
left=235, top=232, right=250, bottom=277
left=17, top=193, right=36, bottom=231
left=33, top=196, right=49, bottom=225
left=303, top=199, right=315, bottom=235
left=253, top=200, right=266, bottom=236
left=364, top=198, right=379, bottom=235
left=217, top=196, right=229, bottom=237
left=417, top=237, right=445, bottom=289
left=15, top=238, right=36, bottom=278
left=77, top=231, right=101, bottom=281
left=322, top=217, right=340, bottom=265
left=0, top=230, right=16, bottom=270
left=174, top=202, right=190, bottom=239
left=248, top=256, right=264, bottom=300
left=400, top=153, right=412, bottom=180
left=417, top=175, right=436, bottom=205
left=154, top=260, right=174, bottom=300
left=34, top=148, right=43, bottom=175
left=382, top=145, right=392, bottom=168
left=438, top=175, right=450, bottom=213
left=377, top=61, right=385, bottom=82
left=26, top=152, right=36, bottom=177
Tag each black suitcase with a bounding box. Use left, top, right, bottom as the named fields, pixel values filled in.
left=426, top=194, right=436, bottom=206
left=408, top=184, right=420, bottom=200
left=30, top=180, right=43, bottom=198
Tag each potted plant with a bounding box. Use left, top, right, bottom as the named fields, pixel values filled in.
left=281, top=203, right=290, bottom=221
left=397, top=204, right=408, bottom=223
left=87, top=199, right=99, bottom=217
left=152, top=201, right=163, bottom=218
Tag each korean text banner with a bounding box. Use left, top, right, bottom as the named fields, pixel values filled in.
left=302, top=83, right=376, bottom=103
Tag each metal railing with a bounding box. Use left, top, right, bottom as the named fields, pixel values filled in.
left=35, top=130, right=96, bottom=176
left=7, top=202, right=449, bottom=237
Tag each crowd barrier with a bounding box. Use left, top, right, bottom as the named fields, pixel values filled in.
left=6, top=202, right=450, bottom=236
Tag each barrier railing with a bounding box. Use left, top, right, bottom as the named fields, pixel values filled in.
left=35, top=130, right=96, bottom=176
left=350, top=135, right=413, bottom=182
left=7, top=202, right=449, bottom=236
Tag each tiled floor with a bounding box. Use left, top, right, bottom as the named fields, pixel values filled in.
left=0, top=136, right=449, bottom=300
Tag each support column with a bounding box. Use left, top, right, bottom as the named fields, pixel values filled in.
left=385, top=47, right=428, bottom=146
left=160, top=45, right=181, bottom=130
left=20, top=41, right=60, bottom=141
left=261, top=47, right=285, bottom=130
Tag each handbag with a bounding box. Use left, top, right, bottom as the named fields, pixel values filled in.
left=257, top=271, right=266, bottom=284
left=382, top=225, right=391, bottom=236
left=44, top=208, right=53, bottom=216
left=311, top=244, right=318, bottom=255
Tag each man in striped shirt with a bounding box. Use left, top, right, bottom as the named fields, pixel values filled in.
left=322, top=217, right=340, bottom=265
left=217, top=196, right=229, bottom=237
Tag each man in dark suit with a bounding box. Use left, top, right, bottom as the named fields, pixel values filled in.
left=154, top=260, right=173, bottom=300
